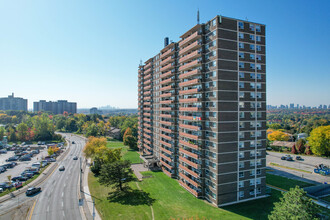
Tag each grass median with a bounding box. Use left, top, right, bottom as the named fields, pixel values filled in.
left=269, top=162, right=312, bottom=174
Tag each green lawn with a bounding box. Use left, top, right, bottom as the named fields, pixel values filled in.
left=106, top=140, right=141, bottom=164
left=88, top=172, right=151, bottom=220
left=266, top=173, right=314, bottom=191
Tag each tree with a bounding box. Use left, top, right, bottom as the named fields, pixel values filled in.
left=269, top=186, right=318, bottom=220
left=307, top=125, right=330, bottom=156
left=0, top=126, right=5, bottom=140
left=8, top=128, right=17, bottom=142
left=7, top=175, right=11, bottom=182
left=296, top=139, right=306, bottom=154
left=83, top=137, right=107, bottom=158
left=125, top=135, right=137, bottom=150
left=99, top=160, right=135, bottom=191
left=123, top=127, right=132, bottom=145
left=268, top=130, right=290, bottom=141
left=291, top=144, right=297, bottom=154
left=17, top=123, right=29, bottom=141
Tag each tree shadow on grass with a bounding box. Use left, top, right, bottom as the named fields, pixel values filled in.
left=107, top=188, right=155, bottom=206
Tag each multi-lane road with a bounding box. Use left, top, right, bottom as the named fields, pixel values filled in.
left=0, top=133, right=87, bottom=220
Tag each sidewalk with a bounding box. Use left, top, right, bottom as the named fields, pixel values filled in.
left=81, top=158, right=101, bottom=220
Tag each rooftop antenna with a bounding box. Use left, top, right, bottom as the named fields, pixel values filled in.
left=197, top=9, right=200, bottom=24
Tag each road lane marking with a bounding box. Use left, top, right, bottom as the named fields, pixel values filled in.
left=47, top=205, right=49, bottom=212
left=28, top=200, right=37, bottom=220
left=62, top=192, right=64, bottom=197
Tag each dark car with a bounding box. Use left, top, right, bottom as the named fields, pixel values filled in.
left=18, top=176, right=29, bottom=181
left=11, top=176, right=22, bottom=182
left=6, top=156, right=19, bottom=162
left=3, top=163, right=14, bottom=169
left=281, top=156, right=287, bottom=160
left=72, top=141, right=75, bottom=144
left=296, top=156, right=303, bottom=160
left=26, top=187, right=41, bottom=196
left=21, top=172, right=34, bottom=178
left=286, top=156, right=293, bottom=161
left=0, top=182, right=13, bottom=190
left=59, top=166, right=65, bottom=171
left=19, top=156, right=31, bottom=161
left=14, top=182, right=23, bottom=189
left=73, top=156, right=78, bottom=160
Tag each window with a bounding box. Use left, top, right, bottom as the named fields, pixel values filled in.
left=239, top=132, right=245, bottom=139
left=256, top=35, right=261, bottom=42
left=239, top=172, right=244, bottom=178
left=239, top=112, right=245, bottom=118
left=250, top=73, right=255, bottom=79
left=250, top=179, right=255, bottom=186
left=250, top=34, right=254, bottom=41
left=250, top=54, right=255, bottom=60
left=256, top=64, right=261, bottom=70
left=239, top=92, right=245, bottom=98
left=256, top=178, right=261, bottom=185
left=257, top=92, right=262, bottom=99
left=256, top=169, right=261, bottom=175
left=239, top=72, right=245, bottom=78
left=256, top=83, right=262, bottom=89
left=239, top=191, right=244, bottom=198
left=239, top=102, right=245, bottom=108
left=239, top=62, right=245, bottom=68
left=239, top=181, right=244, bottom=188
left=251, top=112, right=256, bottom=118
left=239, top=162, right=245, bottom=168
left=256, top=25, right=261, bottom=32
left=256, top=131, right=262, bottom=137
left=238, top=21, right=244, bottom=29
left=250, top=189, right=255, bottom=196
left=250, top=102, right=256, bottom=108
left=257, top=188, right=261, bottom=194
left=239, top=52, right=244, bottom=58
left=256, top=55, right=262, bottom=61
left=256, top=45, right=261, bottom=51
left=239, top=42, right=244, bottom=49
left=250, top=150, right=255, bottom=157
left=257, top=159, right=262, bottom=166
left=257, top=102, right=262, bottom=108
left=212, top=19, right=216, bottom=26
left=250, top=63, right=255, bottom=69
left=250, top=160, right=255, bottom=167
left=250, top=92, right=255, bottom=99
left=250, top=169, right=255, bottom=176
left=249, top=24, right=254, bottom=31
left=239, top=82, right=245, bottom=88
left=239, top=141, right=245, bottom=148
left=239, top=33, right=244, bottom=39
left=250, top=44, right=255, bottom=50
left=250, top=82, right=255, bottom=89
left=250, top=140, right=256, bottom=147
left=257, top=74, right=262, bottom=80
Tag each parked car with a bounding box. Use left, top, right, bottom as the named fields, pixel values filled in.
left=296, top=156, right=303, bottom=160
left=0, top=167, right=6, bottom=173
left=0, top=182, right=13, bottom=190
left=26, top=187, right=41, bottom=196
left=281, top=156, right=287, bottom=160
left=0, top=188, right=3, bottom=193
left=6, top=156, right=19, bottom=162
left=19, top=156, right=31, bottom=161
left=0, top=149, right=7, bottom=154
left=59, top=166, right=65, bottom=171
left=73, top=156, right=78, bottom=160
left=11, top=176, right=22, bottom=182
left=3, top=163, right=14, bottom=169
left=13, top=182, right=23, bottom=189
left=18, top=176, right=29, bottom=181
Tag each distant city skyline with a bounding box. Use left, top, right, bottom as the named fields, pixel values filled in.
left=1, top=1, right=330, bottom=108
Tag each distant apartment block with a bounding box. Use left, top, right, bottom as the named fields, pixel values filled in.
left=138, top=15, right=266, bottom=206
left=0, top=93, right=28, bottom=111
left=34, top=100, right=77, bottom=115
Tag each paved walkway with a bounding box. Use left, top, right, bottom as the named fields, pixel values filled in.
left=131, top=164, right=149, bottom=181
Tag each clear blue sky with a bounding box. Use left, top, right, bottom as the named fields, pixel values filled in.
left=0, top=0, right=329, bottom=109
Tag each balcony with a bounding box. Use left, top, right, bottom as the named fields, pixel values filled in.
left=159, top=126, right=172, bottom=133
left=160, top=70, right=174, bottom=79
left=160, top=120, right=173, bottom=126
left=160, top=114, right=172, bottom=118
left=160, top=56, right=173, bottom=66
left=179, top=140, right=199, bottom=150
left=160, top=133, right=173, bottom=140
left=160, top=153, right=172, bottom=163
left=179, top=78, right=200, bottom=87
left=160, top=107, right=172, bottom=111
left=144, top=68, right=152, bottom=74
left=179, top=31, right=201, bottom=47
left=179, top=131, right=199, bottom=140
left=144, top=101, right=151, bottom=105
left=179, top=98, right=200, bottom=103
left=179, top=60, right=201, bottom=72
left=180, top=123, right=200, bottom=131
left=179, top=106, right=201, bottom=112
left=160, top=63, right=174, bottom=73
left=160, top=85, right=173, bottom=92
left=143, top=143, right=152, bottom=151
left=160, top=100, right=173, bottom=104
left=161, top=161, right=173, bottom=170
left=179, top=40, right=202, bottom=56
left=143, top=91, right=151, bottom=96
left=143, top=112, right=151, bottom=117
left=144, top=107, right=151, bottom=111
left=180, top=148, right=199, bottom=160
left=160, top=92, right=172, bottom=98
left=179, top=50, right=201, bottom=63
left=160, top=77, right=174, bottom=85
left=162, top=168, right=173, bottom=178
left=145, top=62, right=152, bottom=70
left=179, top=88, right=200, bottom=95
left=144, top=85, right=151, bottom=90
left=179, top=180, right=201, bottom=197
left=160, top=145, right=172, bottom=154
left=179, top=164, right=199, bottom=178
left=145, top=79, right=152, bottom=85
left=160, top=48, right=174, bottom=59
left=179, top=69, right=201, bottom=79
left=143, top=123, right=151, bottom=128
left=144, top=73, right=152, bottom=80
left=179, top=173, right=199, bottom=188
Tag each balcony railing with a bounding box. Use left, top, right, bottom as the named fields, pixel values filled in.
left=179, top=60, right=201, bottom=72
left=160, top=56, right=173, bottom=66
left=179, top=180, right=200, bottom=197
left=160, top=92, right=172, bottom=98
left=161, top=161, right=173, bottom=170
left=160, top=48, right=174, bottom=59
left=179, top=164, right=199, bottom=177
left=179, top=140, right=199, bottom=150
left=160, top=77, right=174, bottom=85
left=179, top=78, right=200, bottom=87
left=144, top=62, right=152, bottom=69
left=160, top=153, right=172, bottom=163
left=179, top=88, right=200, bottom=95
left=160, top=85, right=173, bottom=92
left=179, top=41, right=202, bottom=56
left=179, top=69, right=201, bottom=79
left=160, top=145, right=172, bottom=154
left=159, top=126, right=172, bottom=133
left=179, top=106, right=201, bottom=112
left=180, top=123, right=200, bottom=131
left=179, top=31, right=201, bottom=47
left=160, top=63, right=174, bottom=73
left=160, top=100, right=173, bottom=104
left=160, top=70, right=174, bottom=79
left=180, top=148, right=199, bottom=160
left=179, top=50, right=201, bottom=63
left=160, top=120, right=173, bottom=126
left=179, top=173, right=199, bottom=188
left=179, top=98, right=200, bottom=103
left=160, top=114, right=172, bottom=118
left=179, top=131, right=199, bottom=140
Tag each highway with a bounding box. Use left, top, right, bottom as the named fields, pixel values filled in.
left=0, top=133, right=87, bottom=220
left=30, top=133, right=85, bottom=220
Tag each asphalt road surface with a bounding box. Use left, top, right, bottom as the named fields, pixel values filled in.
left=0, top=133, right=86, bottom=220
left=30, top=133, right=85, bottom=220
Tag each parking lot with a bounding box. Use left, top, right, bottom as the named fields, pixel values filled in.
left=0, top=145, right=48, bottom=183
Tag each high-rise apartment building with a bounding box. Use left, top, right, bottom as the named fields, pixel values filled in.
left=138, top=15, right=266, bottom=206
left=0, top=93, right=28, bottom=111
left=33, top=100, right=77, bottom=115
